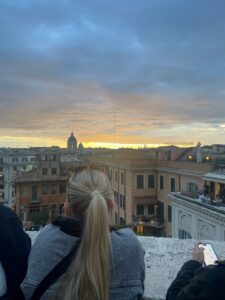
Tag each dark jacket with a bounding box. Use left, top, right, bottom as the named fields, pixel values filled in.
left=166, top=259, right=225, bottom=300
left=0, top=204, right=31, bottom=299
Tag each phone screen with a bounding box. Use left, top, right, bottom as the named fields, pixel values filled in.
left=198, top=243, right=218, bottom=265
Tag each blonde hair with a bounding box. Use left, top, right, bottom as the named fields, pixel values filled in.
left=55, top=168, right=113, bottom=300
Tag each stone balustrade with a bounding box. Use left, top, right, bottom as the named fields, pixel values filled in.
left=28, top=232, right=225, bottom=300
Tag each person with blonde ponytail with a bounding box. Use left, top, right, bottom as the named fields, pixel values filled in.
left=21, top=167, right=145, bottom=300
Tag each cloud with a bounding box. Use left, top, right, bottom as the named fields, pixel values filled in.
left=0, top=0, right=225, bottom=147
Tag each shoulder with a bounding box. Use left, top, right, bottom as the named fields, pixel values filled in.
left=110, top=228, right=138, bottom=242
left=111, top=228, right=136, bottom=239
left=0, top=205, right=18, bottom=221
left=111, top=228, right=144, bottom=256
left=31, top=224, right=79, bottom=257
left=23, top=224, right=79, bottom=288
left=197, top=261, right=225, bottom=277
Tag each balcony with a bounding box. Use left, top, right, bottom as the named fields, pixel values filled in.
left=180, top=191, right=225, bottom=209
left=133, top=215, right=164, bottom=236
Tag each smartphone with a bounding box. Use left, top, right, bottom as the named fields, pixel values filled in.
left=198, top=242, right=218, bottom=265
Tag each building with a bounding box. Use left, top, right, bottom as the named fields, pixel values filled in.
left=89, top=147, right=215, bottom=236
left=0, top=149, right=37, bottom=206
left=170, top=169, right=225, bottom=241
left=14, top=143, right=225, bottom=238
left=67, top=132, right=77, bottom=150
left=14, top=150, right=71, bottom=226
left=212, top=144, right=225, bottom=154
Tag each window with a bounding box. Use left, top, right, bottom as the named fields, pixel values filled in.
left=158, top=202, right=164, bottom=222
left=23, top=166, right=26, bottom=170
left=148, top=174, right=155, bottom=188
left=60, top=167, right=67, bottom=176
left=168, top=205, right=172, bottom=222
left=170, top=177, right=176, bottom=192
left=115, top=171, right=118, bottom=182
left=0, top=167, right=3, bottom=172
left=51, top=168, right=57, bottom=175
left=160, top=175, right=164, bottom=190
left=59, top=204, right=64, bottom=214
left=59, top=183, right=66, bottom=194
left=136, top=204, right=144, bottom=215
left=50, top=154, right=57, bottom=161
left=178, top=229, right=192, bottom=239
left=13, top=166, right=17, bottom=172
left=51, top=183, right=57, bottom=194
left=22, top=157, right=27, bottom=162
left=42, top=184, right=48, bottom=195
left=123, top=196, right=126, bottom=209
left=148, top=205, right=155, bottom=215
left=41, top=155, right=48, bottom=161
left=31, top=157, right=36, bottom=162
left=119, top=194, right=123, bottom=208
left=22, top=185, right=28, bottom=196
left=120, top=217, right=124, bottom=225
left=12, top=157, right=18, bottom=163
left=120, top=172, right=124, bottom=185
left=0, top=158, right=3, bottom=164
left=31, top=185, right=37, bottom=201
left=136, top=175, right=144, bottom=189
left=115, top=191, right=118, bottom=205
left=187, top=182, right=198, bottom=192
left=42, top=168, right=48, bottom=176
left=115, top=212, right=118, bottom=224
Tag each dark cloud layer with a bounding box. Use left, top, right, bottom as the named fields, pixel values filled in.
left=0, top=0, right=225, bottom=146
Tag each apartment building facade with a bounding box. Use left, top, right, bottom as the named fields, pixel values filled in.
left=170, top=167, right=225, bottom=241
left=0, top=149, right=37, bottom=206
left=90, top=148, right=215, bottom=236
left=14, top=150, right=73, bottom=225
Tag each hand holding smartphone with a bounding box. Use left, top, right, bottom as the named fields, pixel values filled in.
left=198, top=242, right=218, bottom=266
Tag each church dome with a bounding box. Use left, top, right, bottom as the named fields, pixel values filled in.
left=67, top=132, right=77, bottom=150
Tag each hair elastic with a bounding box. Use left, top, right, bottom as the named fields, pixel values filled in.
left=91, top=190, right=101, bottom=198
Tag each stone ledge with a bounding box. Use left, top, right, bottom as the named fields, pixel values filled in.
left=28, top=232, right=225, bottom=300
left=139, top=236, right=225, bottom=300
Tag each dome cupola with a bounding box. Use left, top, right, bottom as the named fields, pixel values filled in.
left=67, top=132, right=77, bottom=150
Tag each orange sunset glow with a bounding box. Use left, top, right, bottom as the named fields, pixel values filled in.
left=0, top=1, right=224, bottom=148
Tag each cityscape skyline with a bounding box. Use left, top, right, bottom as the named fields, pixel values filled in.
left=1, top=0, right=225, bottom=148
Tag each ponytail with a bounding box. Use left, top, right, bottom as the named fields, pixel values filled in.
left=55, top=169, right=112, bottom=300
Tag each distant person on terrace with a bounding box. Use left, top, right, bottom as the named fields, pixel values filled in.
left=21, top=166, right=145, bottom=300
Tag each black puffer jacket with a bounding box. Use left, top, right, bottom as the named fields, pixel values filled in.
left=166, top=259, right=225, bottom=300
left=0, top=204, right=31, bottom=299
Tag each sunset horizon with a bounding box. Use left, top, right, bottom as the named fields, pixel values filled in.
left=0, top=0, right=224, bottom=147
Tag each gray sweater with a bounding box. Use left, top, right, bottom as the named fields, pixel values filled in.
left=21, top=222, right=145, bottom=300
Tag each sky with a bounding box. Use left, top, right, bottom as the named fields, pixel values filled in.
left=0, top=0, right=225, bottom=148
